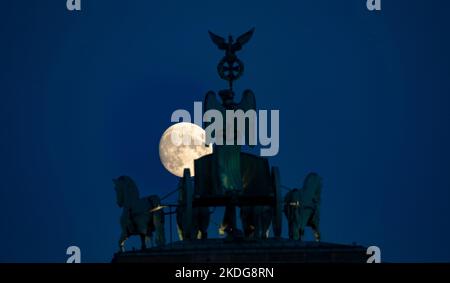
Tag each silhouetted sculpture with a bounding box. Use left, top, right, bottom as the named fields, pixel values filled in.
left=209, top=28, right=255, bottom=90
left=204, top=89, right=256, bottom=193
left=110, top=26, right=355, bottom=264
left=205, top=28, right=257, bottom=237
left=113, top=176, right=165, bottom=251
left=165, top=28, right=281, bottom=242
left=203, top=89, right=257, bottom=237
left=284, top=173, right=322, bottom=241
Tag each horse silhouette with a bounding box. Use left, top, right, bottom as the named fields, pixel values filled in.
left=113, top=176, right=165, bottom=252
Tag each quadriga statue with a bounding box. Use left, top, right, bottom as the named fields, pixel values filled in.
left=113, top=176, right=165, bottom=252
left=284, top=173, right=322, bottom=241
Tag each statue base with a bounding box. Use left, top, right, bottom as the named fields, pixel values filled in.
left=112, top=239, right=368, bottom=263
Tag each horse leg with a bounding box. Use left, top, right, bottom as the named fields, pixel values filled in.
left=140, top=233, right=147, bottom=250
left=292, top=218, right=301, bottom=240
left=146, top=224, right=154, bottom=248
left=298, top=228, right=305, bottom=241
left=293, top=226, right=300, bottom=240
left=297, top=216, right=306, bottom=241
left=298, top=210, right=311, bottom=241
left=118, top=232, right=127, bottom=252
left=311, top=222, right=321, bottom=242
left=154, top=214, right=166, bottom=246
left=313, top=230, right=321, bottom=242
left=223, top=205, right=237, bottom=238
left=288, top=222, right=293, bottom=239
left=255, top=209, right=263, bottom=239
left=200, top=209, right=209, bottom=240
left=145, top=235, right=152, bottom=248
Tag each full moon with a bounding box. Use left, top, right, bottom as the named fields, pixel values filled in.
left=159, top=122, right=213, bottom=177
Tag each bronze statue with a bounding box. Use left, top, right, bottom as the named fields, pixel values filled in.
left=112, top=28, right=331, bottom=253
left=202, top=29, right=258, bottom=237
left=284, top=173, right=322, bottom=241
left=204, top=89, right=256, bottom=193
left=113, top=176, right=165, bottom=251
left=203, top=89, right=256, bottom=236
left=209, top=28, right=255, bottom=90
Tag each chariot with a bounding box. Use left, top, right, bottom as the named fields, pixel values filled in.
left=177, top=151, right=283, bottom=240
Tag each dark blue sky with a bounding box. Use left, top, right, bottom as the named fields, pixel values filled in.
left=1, top=0, right=449, bottom=262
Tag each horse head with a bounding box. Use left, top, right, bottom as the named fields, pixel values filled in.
left=113, top=175, right=140, bottom=208
left=302, top=172, right=322, bottom=205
